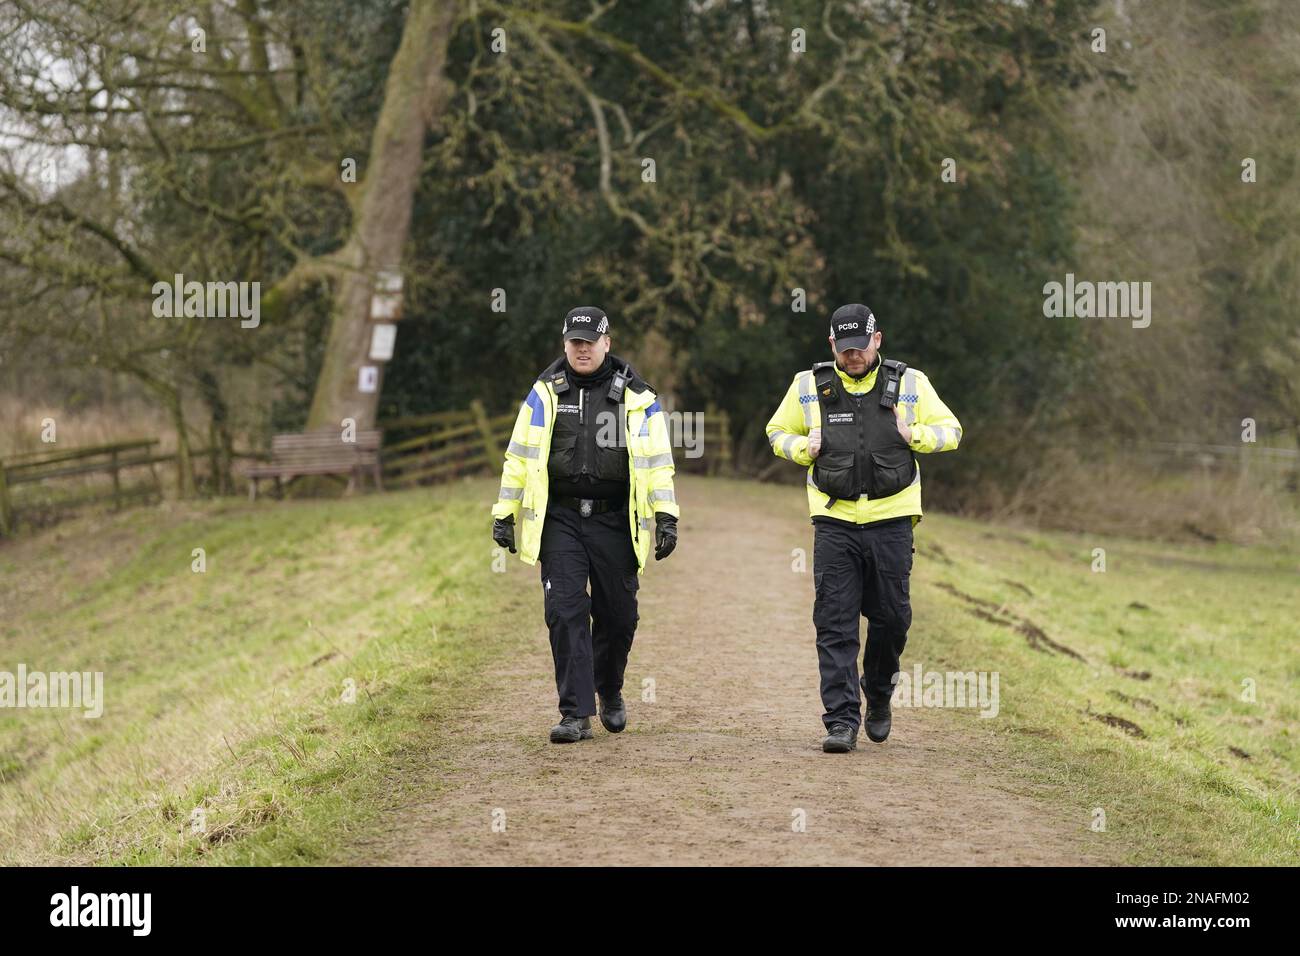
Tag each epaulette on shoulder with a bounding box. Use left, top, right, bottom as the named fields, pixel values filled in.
left=628, top=370, right=654, bottom=394
left=539, top=356, right=569, bottom=393
left=811, top=361, right=839, bottom=389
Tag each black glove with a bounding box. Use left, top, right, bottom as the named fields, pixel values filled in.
left=654, top=513, right=677, bottom=561
left=492, top=515, right=516, bottom=553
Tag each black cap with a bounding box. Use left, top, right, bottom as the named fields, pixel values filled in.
left=829, top=303, right=877, bottom=351
left=562, top=306, right=610, bottom=342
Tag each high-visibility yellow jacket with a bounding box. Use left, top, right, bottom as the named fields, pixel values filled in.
left=491, top=368, right=679, bottom=571
left=765, top=357, right=962, bottom=524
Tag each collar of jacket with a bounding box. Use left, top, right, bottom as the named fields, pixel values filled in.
left=562, top=354, right=615, bottom=388
left=538, top=354, right=656, bottom=411
left=834, top=354, right=882, bottom=393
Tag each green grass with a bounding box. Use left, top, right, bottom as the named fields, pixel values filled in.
left=0, top=481, right=519, bottom=864
left=1, top=476, right=1296, bottom=865
left=895, top=507, right=1300, bottom=865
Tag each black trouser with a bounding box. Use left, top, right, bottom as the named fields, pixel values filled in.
left=538, top=501, right=640, bottom=718
left=812, top=516, right=914, bottom=731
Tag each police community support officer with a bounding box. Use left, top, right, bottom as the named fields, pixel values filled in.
left=766, top=303, right=962, bottom=753
left=491, top=307, right=680, bottom=744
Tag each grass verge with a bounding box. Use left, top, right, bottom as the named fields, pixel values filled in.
left=0, top=480, right=516, bottom=864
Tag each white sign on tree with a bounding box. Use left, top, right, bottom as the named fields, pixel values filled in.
left=370, top=270, right=404, bottom=321
left=370, top=323, right=397, bottom=361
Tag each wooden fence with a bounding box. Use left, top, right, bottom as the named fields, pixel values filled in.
left=0, top=439, right=262, bottom=535
left=378, top=400, right=513, bottom=488
left=378, top=400, right=734, bottom=485
left=1138, top=441, right=1299, bottom=473
left=0, top=402, right=735, bottom=535
left=673, top=404, right=732, bottom=476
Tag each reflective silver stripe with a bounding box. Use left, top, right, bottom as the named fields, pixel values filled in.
left=649, top=488, right=675, bottom=503
left=933, top=426, right=948, bottom=452
left=634, top=453, right=673, bottom=469
left=508, top=440, right=540, bottom=459
left=639, top=517, right=652, bottom=530
left=901, top=370, right=917, bottom=424
left=498, top=485, right=524, bottom=500
left=806, top=471, right=817, bottom=488
left=522, top=506, right=538, bottom=521
left=798, top=371, right=815, bottom=427
left=780, top=433, right=800, bottom=460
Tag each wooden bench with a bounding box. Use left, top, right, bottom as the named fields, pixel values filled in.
left=243, top=430, right=383, bottom=500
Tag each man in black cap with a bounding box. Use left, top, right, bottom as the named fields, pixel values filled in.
left=765, top=303, right=963, bottom=752
left=491, top=307, right=680, bottom=743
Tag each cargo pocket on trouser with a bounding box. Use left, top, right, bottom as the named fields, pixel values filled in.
left=869, top=522, right=913, bottom=632
left=592, top=571, right=639, bottom=699
left=621, top=572, right=637, bottom=632
left=863, top=519, right=912, bottom=697
left=880, top=571, right=911, bottom=627
left=812, top=529, right=862, bottom=641
left=812, top=527, right=865, bottom=725
left=860, top=569, right=906, bottom=705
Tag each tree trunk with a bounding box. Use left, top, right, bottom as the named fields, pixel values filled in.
left=166, top=392, right=197, bottom=498
left=305, top=0, right=457, bottom=431
left=195, top=367, right=234, bottom=494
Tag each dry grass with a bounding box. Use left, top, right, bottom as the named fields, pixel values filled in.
left=967, top=445, right=1300, bottom=548
left=0, top=392, right=185, bottom=458
left=0, top=391, right=245, bottom=532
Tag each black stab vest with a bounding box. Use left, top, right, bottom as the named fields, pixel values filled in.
left=811, top=357, right=916, bottom=503
left=544, top=359, right=630, bottom=488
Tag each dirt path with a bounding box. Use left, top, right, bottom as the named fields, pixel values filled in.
left=354, top=477, right=1105, bottom=866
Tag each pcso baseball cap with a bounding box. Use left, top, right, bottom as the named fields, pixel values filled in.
left=562, top=306, right=610, bottom=342
left=829, top=303, right=877, bottom=351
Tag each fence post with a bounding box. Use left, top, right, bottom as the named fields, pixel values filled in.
left=704, top=405, right=730, bottom=476
left=149, top=441, right=163, bottom=500
left=0, top=460, right=12, bottom=535
left=111, top=449, right=122, bottom=510
left=471, top=399, right=500, bottom=464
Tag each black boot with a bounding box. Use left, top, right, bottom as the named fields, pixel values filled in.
left=822, top=723, right=858, bottom=753
left=598, top=693, right=627, bottom=733
left=549, top=716, right=593, bottom=744
left=865, top=701, right=892, bottom=743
